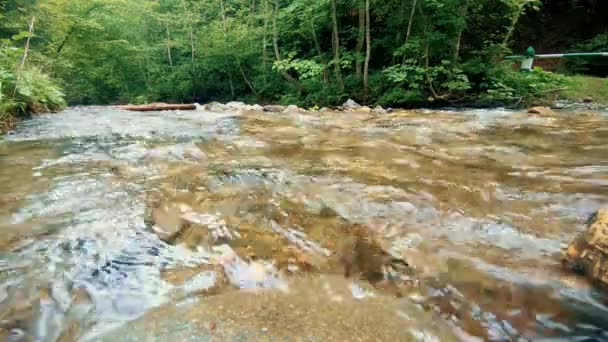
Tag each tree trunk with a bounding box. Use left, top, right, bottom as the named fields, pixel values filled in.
left=309, top=11, right=330, bottom=83
left=181, top=0, right=197, bottom=99
left=330, top=0, right=344, bottom=91
left=220, top=0, right=235, bottom=98
left=55, top=26, right=75, bottom=55
left=165, top=23, right=173, bottom=67
left=13, top=16, right=35, bottom=98
left=452, top=0, right=469, bottom=62
left=402, top=0, right=418, bottom=64
left=238, top=63, right=259, bottom=98
left=117, top=103, right=197, bottom=111
left=363, top=0, right=371, bottom=99
left=503, top=1, right=530, bottom=46
left=356, top=0, right=365, bottom=77
left=272, top=0, right=302, bottom=91
left=262, top=0, right=269, bottom=85
left=18, top=16, right=35, bottom=71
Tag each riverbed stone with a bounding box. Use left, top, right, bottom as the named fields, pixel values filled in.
left=263, top=105, right=287, bottom=112
left=528, top=106, right=557, bottom=116
left=203, top=102, right=227, bottom=112
left=225, top=101, right=247, bottom=110
left=583, top=97, right=593, bottom=103
left=563, top=208, right=608, bottom=288
left=244, top=104, right=264, bottom=111
left=342, top=99, right=361, bottom=109
left=283, top=105, right=305, bottom=113
left=373, top=106, right=387, bottom=114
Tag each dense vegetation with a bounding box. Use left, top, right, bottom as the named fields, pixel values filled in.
left=0, top=0, right=607, bottom=128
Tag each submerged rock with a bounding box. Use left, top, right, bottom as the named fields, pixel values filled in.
left=528, top=106, right=557, bottom=116
left=563, top=208, right=608, bottom=288
left=151, top=204, right=188, bottom=242
left=263, top=105, right=287, bottom=113
left=342, top=99, right=361, bottom=109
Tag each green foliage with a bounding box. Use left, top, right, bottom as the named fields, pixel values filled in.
left=0, top=23, right=65, bottom=130
left=562, top=34, right=608, bottom=77
left=479, top=65, right=567, bottom=104
left=0, top=0, right=603, bottom=115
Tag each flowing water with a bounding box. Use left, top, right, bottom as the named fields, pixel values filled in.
left=1, top=106, right=607, bottom=341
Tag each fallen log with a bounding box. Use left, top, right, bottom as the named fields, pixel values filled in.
left=116, top=103, right=196, bottom=112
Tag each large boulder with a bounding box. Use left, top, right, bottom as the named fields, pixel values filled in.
left=563, top=208, right=608, bottom=288
left=528, top=106, right=557, bottom=116
left=263, top=105, right=287, bottom=113
left=342, top=99, right=361, bottom=109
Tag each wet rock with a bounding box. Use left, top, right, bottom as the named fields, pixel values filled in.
left=373, top=106, right=387, bottom=114
left=203, top=102, right=227, bottom=112
left=215, top=245, right=288, bottom=292
left=245, top=104, right=264, bottom=112
left=342, top=99, right=361, bottom=109
left=150, top=205, right=187, bottom=242
left=225, top=101, right=247, bottom=111
left=338, top=224, right=412, bottom=295
left=177, top=213, right=237, bottom=248
left=318, top=107, right=330, bottom=113
left=563, top=209, right=608, bottom=288
left=527, top=106, right=557, bottom=116
left=263, top=105, right=287, bottom=113
left=283, top=105, right=305, bottom=113
left=583, top=97, right=593, bottom=103
left=386, top=108, right=394, bottom=113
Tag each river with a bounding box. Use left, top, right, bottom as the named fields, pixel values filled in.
left=0, top=106, right=607, bottom=341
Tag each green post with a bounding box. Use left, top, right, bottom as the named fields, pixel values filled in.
left=521, top=46, right=535, bottom=72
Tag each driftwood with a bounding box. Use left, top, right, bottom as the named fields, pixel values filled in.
left=116, top=103, right=196, bottom=112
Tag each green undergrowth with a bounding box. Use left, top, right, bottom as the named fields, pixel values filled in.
left=0, top=67, right=66, bottom=132
left=560, top=76, right=608, bottom=104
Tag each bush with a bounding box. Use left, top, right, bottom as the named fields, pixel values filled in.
left=562, top=34, right=608, bottom=77
left=1, top=66, right=66, bottom=131
left=478, top=64, right=567, bottom=104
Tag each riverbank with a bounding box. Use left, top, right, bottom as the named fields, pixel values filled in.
left=1, top=74, right=606, bottom=135
left=561, top=76, right=608, bottom=104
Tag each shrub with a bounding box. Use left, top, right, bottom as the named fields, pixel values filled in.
left=478, top=64, right=567, bottom=104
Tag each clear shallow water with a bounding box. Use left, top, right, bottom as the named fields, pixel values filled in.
left=0, top=106, right=607, bottom=341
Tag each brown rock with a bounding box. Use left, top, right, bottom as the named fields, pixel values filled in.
left=263, top=105, right=287, bottom=113
left=563, top=209, right=608, bottom=288
left=527, top=106, right=557, bottom=116
left=583, top=97, right=593, bottom=103
left=150, top=205, right=187, bottom=242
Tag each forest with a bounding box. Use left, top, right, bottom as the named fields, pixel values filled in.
left=1, top=0, right=607, bottom=129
